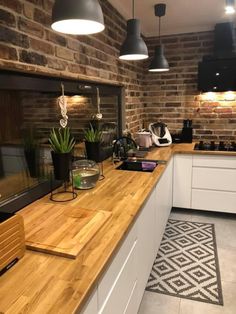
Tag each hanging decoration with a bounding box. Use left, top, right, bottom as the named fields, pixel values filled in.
left=58, top=83, right=68, bottom=128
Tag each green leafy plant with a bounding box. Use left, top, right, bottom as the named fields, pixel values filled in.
left=49, top=127, right=75, bottom=153
left=84, top=124, right=102, bottom=142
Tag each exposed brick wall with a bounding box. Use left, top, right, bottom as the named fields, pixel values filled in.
left=0, top=0, right=235, bottom=140
left=0, top=0, right=145, bottom=134
left=144, top=32, right=236, bottom=141
left=21, top=92, right=118, bottom=140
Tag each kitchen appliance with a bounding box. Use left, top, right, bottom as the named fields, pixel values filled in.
left=136, top=131, right=152, bottom=148
left=198, top=22, right=236, bottom=92
left=181, top=119, right=193, bottom=143
left=194, top=141, right=236, bottom=151
left=0, top=213, right=25, bottom=276
left=149, top=122, right=172, bottom=147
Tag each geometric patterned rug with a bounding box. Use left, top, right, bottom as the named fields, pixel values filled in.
left=146, top=219, right=223, bottom=305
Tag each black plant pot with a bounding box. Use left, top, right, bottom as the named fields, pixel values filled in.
left=85, top=141, right=102, bottom=163
left=51, top=151, right=71, bottom=181
left=24, top=149, right=39, bottom=178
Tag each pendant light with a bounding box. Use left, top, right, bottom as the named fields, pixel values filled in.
left=149, top=3, right=169, bottom=72
left=225, top=0, right=235, bottom=14
left=119, top=0, right=148, bottom=60
left=51, top=0, right=105, bottom=35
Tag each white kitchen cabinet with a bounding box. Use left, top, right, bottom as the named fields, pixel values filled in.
left=80, top=290, right=98, bottom=314
left=192, top=167, right=236, bottom=192
left=98, top=186, right=157, bottom=314
left=135, top=187, right=156, bottom=310
left=96, top=157, right=174, bottom=314
left=98, top=223, right=138, bottom=314
left=155, top=157, right=173, bottom=252
left=192, top=189, right=236, bottom=213
left=192, top=154, right=236, bottom=169
left=191, top=155, right=236, bottom=213
left=173, top=154, right=192, bottom=208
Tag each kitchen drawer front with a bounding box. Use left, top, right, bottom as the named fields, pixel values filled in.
left=98, top=240, right=137, bottom=314
left=173, top=154, right=192, bottom=208
left=97, top=224, right=137, bottom=311
left=192, top=189, right=236, bottom=213
left=80, top=290, right=97, bottom=314
left=193, top=155, right=236, bottom=169
left=192, top=167, right=236, bottom=192
left=124, top=280, right=139, bottom=314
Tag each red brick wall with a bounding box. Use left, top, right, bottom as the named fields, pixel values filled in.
left=0, top=0, right=145, bottom=134
left=0, top=0, right=235, bottom=140
left=144, top=32, right=236, bottom=141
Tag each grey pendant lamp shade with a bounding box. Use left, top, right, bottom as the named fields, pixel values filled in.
left=119, top=1, right=148, bottom=60
left=149, top=3, right=169, bottom=72
left=51, top=0, right=105, bottom=35
left=149, top=44, right=169, bottom=72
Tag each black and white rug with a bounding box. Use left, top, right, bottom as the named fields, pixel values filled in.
left=146, top=219, right=223, bottom=305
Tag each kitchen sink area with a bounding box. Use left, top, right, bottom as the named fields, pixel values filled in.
left=116, top=159, right=167, bottom=172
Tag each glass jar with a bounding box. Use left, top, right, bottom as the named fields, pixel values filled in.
left=72, top=160, right=100, bottom=190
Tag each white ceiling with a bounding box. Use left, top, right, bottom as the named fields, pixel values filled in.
left=108, top=0, right=235, bottom=36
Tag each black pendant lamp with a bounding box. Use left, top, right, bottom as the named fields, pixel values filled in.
left=119, top=0, right=148, bottom=60
left=51, top=0, right=105, bottom=35
left=149, top=3, right=169, bottom=72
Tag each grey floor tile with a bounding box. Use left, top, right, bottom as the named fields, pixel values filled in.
left=138, top=291, right=180, bottom=314
left=170, top=209, right=192, bottom=221
left=218, top=247, right=236, bottom=283
left=139, top=211, right=236, bottom=314
left=179, top=281, right=236, bottom=314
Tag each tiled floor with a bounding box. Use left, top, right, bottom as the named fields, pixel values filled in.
left=138, top=209, right=236, bottom=314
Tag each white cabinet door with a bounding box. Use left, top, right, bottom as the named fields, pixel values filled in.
left=155, top=158, right=173, bottom=252
left=98, top=240, right=137, bottom=314
left=192, top=167, right=236, bottom=192
left=98, top=224, right=138, bottom=313
left=173, top=154, right=192, bottom=208
left=80, top=290, right=97, bottom=314
left=135, top=188, right=156, bottom=309
left=192, top=189, right=236, bottom=213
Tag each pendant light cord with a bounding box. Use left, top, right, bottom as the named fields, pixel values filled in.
left=159, top=16, right=162, bottom=44
left=132, top=0, right=135, bottom=18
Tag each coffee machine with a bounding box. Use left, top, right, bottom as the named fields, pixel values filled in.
left=181, top=119, right=193, bottom=143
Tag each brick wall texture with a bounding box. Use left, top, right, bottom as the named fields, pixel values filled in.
left=0, top=0, right=235, bottom=140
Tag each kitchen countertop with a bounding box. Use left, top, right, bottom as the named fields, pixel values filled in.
left=1, top=143, right=236, bottom=314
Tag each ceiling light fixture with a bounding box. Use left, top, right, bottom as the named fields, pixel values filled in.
left=225, top=0, right=235, bottom=14
left=149, top=3, right=169, bottom=72
left=119, top=0, right=148, bottom=60
left=51, top=0, right=105, bottom=35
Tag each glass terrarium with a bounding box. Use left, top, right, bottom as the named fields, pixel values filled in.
left=72, top=160, right=100, bottom=190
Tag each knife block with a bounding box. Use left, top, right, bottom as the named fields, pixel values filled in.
left=0, top=213, right=25, bottom=276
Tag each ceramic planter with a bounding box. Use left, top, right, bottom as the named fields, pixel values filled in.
left=51, top=151, right=71, bottom=181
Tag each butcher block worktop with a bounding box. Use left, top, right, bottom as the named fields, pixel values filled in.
left=0, top=143, right=236, bottom=314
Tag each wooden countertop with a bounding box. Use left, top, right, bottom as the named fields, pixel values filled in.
left=1, top=143, right=236, bottom=314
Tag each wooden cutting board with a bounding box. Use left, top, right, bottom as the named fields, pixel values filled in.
left=19, top=203, right=111, bottom=259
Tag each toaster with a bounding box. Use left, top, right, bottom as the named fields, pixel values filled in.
left=0, top=212, right=25, bottom=276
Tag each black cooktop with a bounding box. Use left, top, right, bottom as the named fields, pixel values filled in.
left=194, top=141, right=236, bottom=151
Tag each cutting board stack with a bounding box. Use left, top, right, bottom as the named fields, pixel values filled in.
left=0, top=213, right=25, bottom=276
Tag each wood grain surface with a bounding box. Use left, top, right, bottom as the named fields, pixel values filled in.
left=20, top=204, right=111, bottom=259
left=0, top=214, right=25, bottom=272
left=0, top=143, right=236, bottom=314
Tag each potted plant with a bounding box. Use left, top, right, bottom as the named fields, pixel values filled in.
left=23, top=128, right=39, bottom=178
left=84, top=124, right=103, bottom=162
left=49, top=127, right=75, bottom=181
